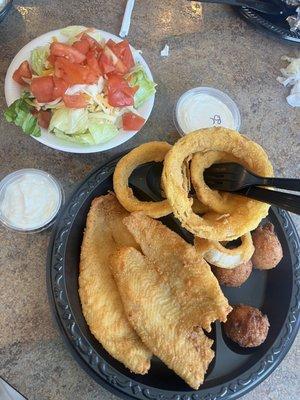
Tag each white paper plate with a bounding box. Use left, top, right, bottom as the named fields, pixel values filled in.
left=4, top=28, right=155, bottom=153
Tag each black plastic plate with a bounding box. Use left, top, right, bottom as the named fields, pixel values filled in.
left=237, top=6, right=300, bottom=43
left=47, top=154, right=300, bottom=400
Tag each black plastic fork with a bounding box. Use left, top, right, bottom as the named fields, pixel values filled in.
left=204, top=162, right=300, bottom=192
left=204, top=162, right=300, bottom=215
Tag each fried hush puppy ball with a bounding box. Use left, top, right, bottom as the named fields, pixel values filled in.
left=212, top=259, right=253, bottom=287
left=251, top=222, right=283, bottom=270
left=224, top=305, right=269, bottom=348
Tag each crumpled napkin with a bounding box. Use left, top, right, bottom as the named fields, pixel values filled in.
left=277, top=56, right=300, bottom=107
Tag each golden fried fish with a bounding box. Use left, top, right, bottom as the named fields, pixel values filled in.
left=79, top=194, right=151, bottom=374
left=110, top=246, right=214, bottom=390
left=123, top=213, right=232, bottom=332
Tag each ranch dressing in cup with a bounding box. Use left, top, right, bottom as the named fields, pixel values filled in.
left=174, top=87, right=241, bottom=135
left=0, top=169, right=63, bottom=232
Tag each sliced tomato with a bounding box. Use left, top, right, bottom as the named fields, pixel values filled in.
left=86, top=51, right=102, bottom=76
left=53, top=77, right=68, bottom=98
left=104, top=45, right=128, bottom=74
left=31, top=109, right=38, bottom=117
left=37, top=110, right=52, bottom=129
left=12, top=61, right=32, bottom=85
left=114, top=40, right=135, bottom=71
left=122, top=112, right=145, bottom=131
left=72, top=39, right=90, bottom=55
left=63, top=93, right=89, bottom=109
left=30, top=76, right=55, bottom=103
left=85, top=70, right=98, bottom=84
left=107, top=75, right=134, bottom=107
left=50, top=42, right=86, bottom=64
left=122, top=84, right=138, bottom=97
left=54, top=58, right=96, bottom=85
left=106, top=39, right=117, bottom=52
left=81, top=33, right=102, bottom=52
left=98, top=52, right=116, bottom=74
left=47, top=54, right=57, bottom=67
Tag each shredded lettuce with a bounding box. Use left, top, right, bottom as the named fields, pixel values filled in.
left=126, top=65, right=156, bottom=108
left=49, top=109, right=119, bottom=145
left=49, top=107, right=89, bottom=135
left=60, top=25, right=86, bottom=43
left=53, top=129, right=95, bottom=145
left=30, top=45, right=50, bottom=75
left=88, top=114, right=118, bottom=143
left=59, top=26, right=102, bottom=45
left=85, top=30, right=103, bottom=43
left=4, top=92, right=41, bottom=137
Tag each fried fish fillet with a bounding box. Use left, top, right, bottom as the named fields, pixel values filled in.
left=110, top=246, right=214, bottom=389
left=79, top=194, right=151, bottom=374
left=123, top=213, right=232, bottom=332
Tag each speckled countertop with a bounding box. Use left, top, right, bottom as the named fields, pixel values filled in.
left=0, top=1, right=299, bottom=399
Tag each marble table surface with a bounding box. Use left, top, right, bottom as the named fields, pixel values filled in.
left=0, top=1, right=299, bottom=399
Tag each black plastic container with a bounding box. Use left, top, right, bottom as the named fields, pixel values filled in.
left=47, top=155, right=300, bottom=400
left=237, top=5, right=300, bottom=43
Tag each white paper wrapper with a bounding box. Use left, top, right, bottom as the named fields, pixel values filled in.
left=160, top=44, right=170, bottom=57
left=119, top=0, right=135, bottom=38
left=277, top=56, right=300, bottom=107
left=286, top=6, right=300, bottom=32
left=286, top=80, right=300, bottom=107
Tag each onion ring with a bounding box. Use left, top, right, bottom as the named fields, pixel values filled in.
left=162, top=128, right=273, bottom=240
left=194, top=233, right=254, bottom=269
left=113, top=141, right=172, bottom=218
left=191, top=151, right=242, bottom=214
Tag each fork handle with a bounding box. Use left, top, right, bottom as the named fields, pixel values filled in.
left=257, top=177, right=300, bottom=192
left=237, top=186, right=300, bottom=215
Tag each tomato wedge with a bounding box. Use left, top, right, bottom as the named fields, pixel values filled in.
left=72, top=39, right=90, bottom=55
left=107, top=75, right=135, bottom=107
left=103, top=45, right=128, bottom=75
left=81, top=33, right=102, bottom=52
left=114, top=40, right=135, bottom=71
left=106, top=39, right=117, bottom=50
left=63, top=93, right=89, bottom=108
left=47, top=54, right=57, bottom=67
left=53, top=77, right=68, bottom=98
left=50, top=42, right=86, bottom=64
left=122, top=112, right=145, bottom=131
left=30, top=76, right=55, bottom=103
left=37, top=110, right=52, bottom=129
left=86, top=50, right=102, bottom=76
left=106, top=39, right=135, bottom=73
left=54, top=58, right=97, bottom=85
left=98, top=52, right=115, bottom=74
left=12, top=61, right=32, bottom=85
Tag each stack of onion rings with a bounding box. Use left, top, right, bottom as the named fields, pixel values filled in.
left=162, top=128, right=273, bottom=241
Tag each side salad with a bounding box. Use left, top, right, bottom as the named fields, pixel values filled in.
left=5, top=26, right=156, bottom=145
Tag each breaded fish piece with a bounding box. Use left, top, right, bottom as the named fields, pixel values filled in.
left=79, top=194, right=151, bottom=374
left=123, top=213, right=231, bottom=332
left=110, top=247, right=214, bottom=389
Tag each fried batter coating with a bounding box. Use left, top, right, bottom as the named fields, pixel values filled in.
left=212, top=259, right=253, bottom=287
left=224, top=305, right=269, bottom=347
left=252, top=222, right=283, bottom=269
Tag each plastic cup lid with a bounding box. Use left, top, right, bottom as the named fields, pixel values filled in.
left=174, top=87, right=241, bottom=136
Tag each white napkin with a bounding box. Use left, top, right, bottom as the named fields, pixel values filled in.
left=277, top=56, right=300, bottom=107
left=119, top=0, right=135, bottom=38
